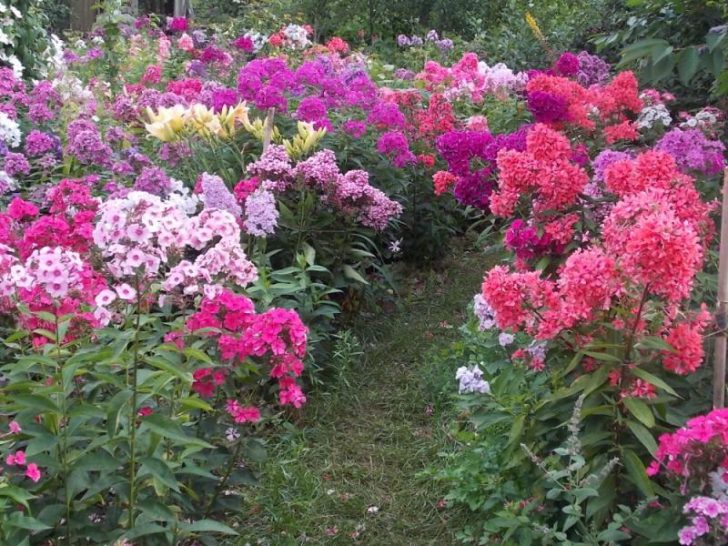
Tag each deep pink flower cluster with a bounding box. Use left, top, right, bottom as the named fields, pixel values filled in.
left=647, top=408, right=728, bottom=480
left=376, top=131, right=415, bottom=167
left=5, top=449, right=42, bottom=483
left=503, top=219, right=558, bottom=262
left=186, top=289, right=308, bottom=409
left=237, top=58, right=294, bottom=110
left=526, top=70, right=642, bottom=136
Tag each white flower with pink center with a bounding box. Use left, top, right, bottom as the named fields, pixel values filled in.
left=115, top=283, right=137, bottom=301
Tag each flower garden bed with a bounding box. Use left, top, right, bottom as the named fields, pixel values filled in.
left=0, top=13, right=725, bottom=546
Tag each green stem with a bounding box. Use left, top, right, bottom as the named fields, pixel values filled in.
left=622, top=284, right=650, bottom=364
left=55, top=316, right=72, bottom=546
left=295, top=185, right=308, bottom=254
left=127, top=283, right=142, bottom=530
left=203, top=438, right=244, bottom=519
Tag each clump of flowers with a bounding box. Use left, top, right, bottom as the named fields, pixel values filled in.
left=678, top=495, right=728, bottom=545
left=491, top=123, right=588, bottom=217
left=93, top=189, right=257, bottom=299
left=648, top=409, right=728, bottom=480
left=456, top=365, right=491, bottom=394
left=186, top=289, right=308, bottom=409
left=646, top=409, right=728, bottom=545
left=252, top=145, right=403, bottom=231
left=656, top=128, right=726, bottom=176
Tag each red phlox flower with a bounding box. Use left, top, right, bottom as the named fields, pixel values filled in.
left=226, top=399, right=261, bottom=423
left=492, top=124, right=587, bottom=217
left=433, top=171, right=457, bottom=196
left=554, top=247, right=621, bottom=329
left=604, top=119, right=639, bottom=144
left=481, top=265, right=557, bottom=332
left=662, top=305, right=712, bottom=375
left=603, top=189, right=703, bottom=302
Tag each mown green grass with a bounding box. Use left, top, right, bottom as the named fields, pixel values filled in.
left=230, top=242, right=498, bottom=545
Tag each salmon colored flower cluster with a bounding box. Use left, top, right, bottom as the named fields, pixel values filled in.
left=491, top=123, right=588, bottom=217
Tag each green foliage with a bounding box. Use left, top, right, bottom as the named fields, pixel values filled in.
left=519, top=397, right=648, bottom=546
left=0, top=300, right=258, bottom=544
left=0, top=0, right=60, bottom=79
left=193, top=0, right=297, bottom=31
left=429, top=294, right=712, bottom=544
left=470, top=0, right=624, bottom=70
left=595, top=0, right=728, bottom=104
left=42, top=0, right=70, bottom=33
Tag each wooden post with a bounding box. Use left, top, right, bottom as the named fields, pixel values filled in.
left=713, top=168, right=728, bottom=408
left=70, top=0, right=97, bottom=31
left=174, top=0, right=190, bottom=17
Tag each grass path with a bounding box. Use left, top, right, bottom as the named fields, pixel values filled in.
left=237, top=243, right=495, bottom=545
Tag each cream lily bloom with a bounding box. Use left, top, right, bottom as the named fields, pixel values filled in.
left=284, top=121, right=327, bottom=158
left=144, top=105, right=187, bottom=142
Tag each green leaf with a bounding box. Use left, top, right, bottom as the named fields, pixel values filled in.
left=179, top=519, right=239, bottom=535
left=562, top=352, right=584, bottom=376
left=139, top=456, right=181, bottom=492
left=144, top=356, right=190, bottom=381
left=122, top=523, right=168, bottom=539
left=24, top=433, right=58, bottom=457
left=535, top=256, right=550, bottom=271
left=74, top=451, right=121, bottom=472
left=12, top=394, right=61, bottom=415
left=342, top=264, right=369, bottom=285
left=623, top=449, right=654, bottom=497
left=583, top=351, right=621, bottom=363
left=630, top=367, right=678, bottom=397
left=597, top=528, right=632, bottom=542
left=183, top=347, right=213, bottom=364
left=619, top=38, right=670, bottom=66
left=0, top=484, right=35, bottom=508
left=243, top=439, right=267, bottom=463
left=623, top=397, right=655, bottom=428
left=137, top=499, right=177, bottom=522
left=651, top=44, right=673, bottom=65
left=707, top=29, right=727, bottom=53
left=706, top=47, right=726, bottom=78
left=626, top=419, right=658, bottom=455
left=5, top=513, right=52, bottom=531
left=140, top=414, right=212, bottom=448
left=648, top=54, right=676, bottom=83
left=301, top=242, right=316, bottom=266
left=178, top=396, right=213, bottom=412
left=106, top=389, right=133, bottom=437
left=507, top=414, right=525, bottom=447
left=678, top=46, right=700, bottom=85
left=573, top=487, right=600, bottom=503
left=62, top=360, right=85, bottom=393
